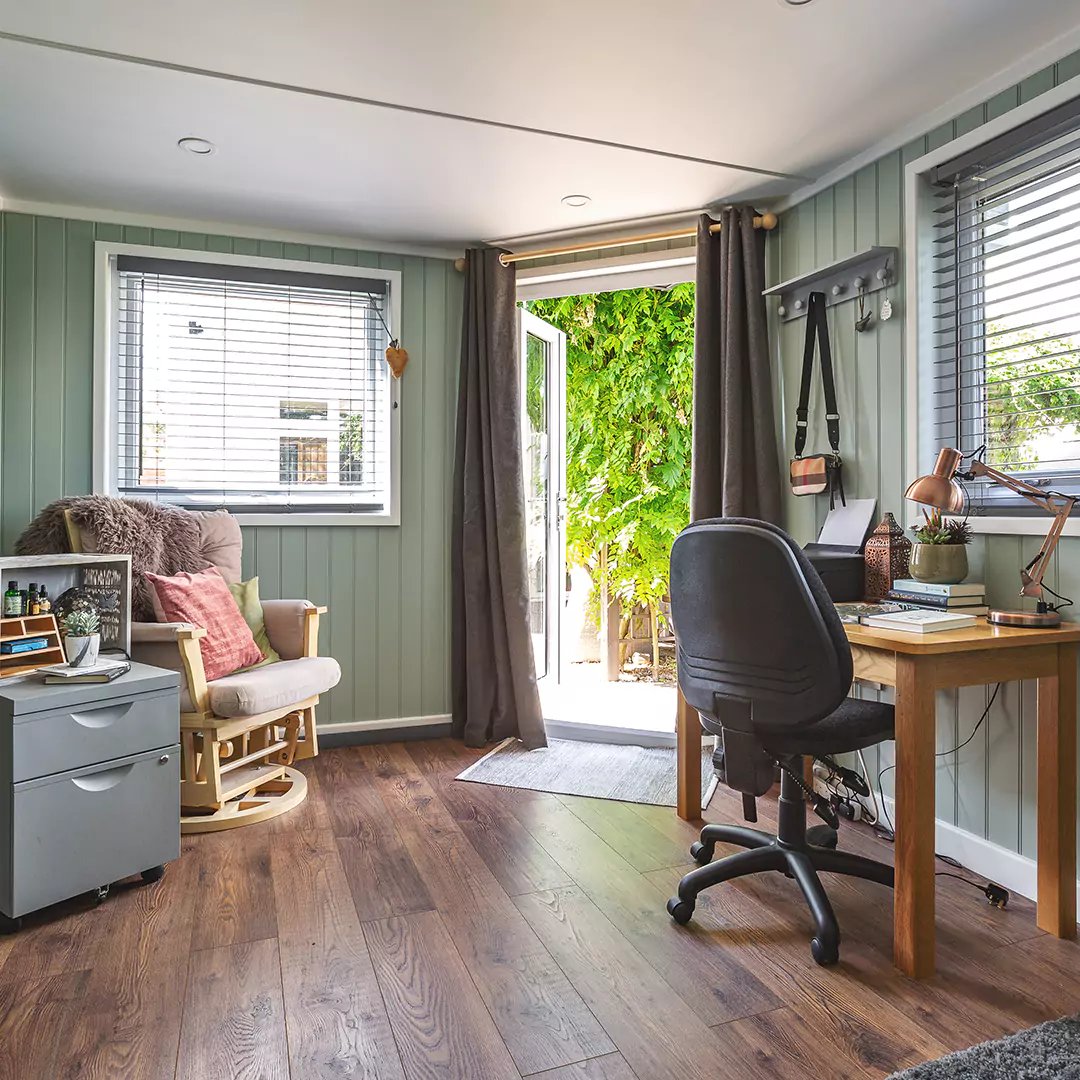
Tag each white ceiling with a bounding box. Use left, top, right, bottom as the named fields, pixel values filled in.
left=1, top=0, right=1080, bottom=250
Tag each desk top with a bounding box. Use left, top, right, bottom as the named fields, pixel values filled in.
left=844, top=618, right=1080, bottom=655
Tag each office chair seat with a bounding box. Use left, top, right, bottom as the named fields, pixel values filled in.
left=756, top=697, right=895, bottom=756
left=666, top=517, right=895, bottom=966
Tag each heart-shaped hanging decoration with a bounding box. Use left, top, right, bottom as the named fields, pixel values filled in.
left=385, top=339, right=409, bottom=379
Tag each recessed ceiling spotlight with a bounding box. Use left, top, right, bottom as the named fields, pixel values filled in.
left=177, top=136, right=215, bottom=156
left=561, top=194, right=591, bottom=208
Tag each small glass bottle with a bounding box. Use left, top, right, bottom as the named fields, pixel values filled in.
left=37, top=585, right=51, bottom=615
left=26, top=584, right=39, bottom=616
left=2, top=581, right=20, bottom=617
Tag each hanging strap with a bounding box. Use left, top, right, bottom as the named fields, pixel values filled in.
left=793, top=291, right=841, bottom=457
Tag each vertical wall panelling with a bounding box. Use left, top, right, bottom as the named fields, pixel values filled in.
left=772, top=56, right=1080, bottom=862
left=0, top=210, right=460, bottom=729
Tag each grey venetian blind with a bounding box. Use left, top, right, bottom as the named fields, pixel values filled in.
left=931, top=95, right=1080, bottom=506
left=115, top=256, right=393, bottom=514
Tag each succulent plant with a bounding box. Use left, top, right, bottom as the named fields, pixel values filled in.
left=62, top=608, right=100, bottom=637
left=911, top=509, right=972, bottom=546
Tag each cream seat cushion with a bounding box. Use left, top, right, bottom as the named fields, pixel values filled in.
left=207, top=656, right=341, bottom=718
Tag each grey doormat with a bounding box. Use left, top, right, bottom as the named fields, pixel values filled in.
left=456, top=736, right=717, bottom=808
left=887, top=1017, right=1080, bottom=1079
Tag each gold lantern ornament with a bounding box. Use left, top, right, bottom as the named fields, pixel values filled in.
left=863, top=512, right=912, bottom=600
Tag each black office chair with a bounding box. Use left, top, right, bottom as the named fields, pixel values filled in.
left=665, top=517, right=895, bottom=965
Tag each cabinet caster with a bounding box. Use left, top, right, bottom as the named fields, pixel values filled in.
left=141, top=865, right=166, bottom=884
left=810, top=935, right=839, bottom=966
left=666, top=897, right=695, bottom=925
left=94, top=885, right=110, bottom=905
left=0, top=912, right=22, bottom=934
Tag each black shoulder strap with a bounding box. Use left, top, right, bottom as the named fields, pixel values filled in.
left=793, top=291, right=840, bottom=458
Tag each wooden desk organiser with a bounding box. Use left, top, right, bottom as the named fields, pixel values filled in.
left=0, top=615, right=64, bottom=679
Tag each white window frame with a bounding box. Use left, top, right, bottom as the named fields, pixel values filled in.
left=904, top=80, right=1080, bottom=538
left=93, top=242, right=402, bottom=526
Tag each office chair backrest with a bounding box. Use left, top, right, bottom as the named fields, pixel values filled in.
left=670, top=517, right=853, bottom=737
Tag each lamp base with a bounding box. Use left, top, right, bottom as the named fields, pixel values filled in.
left=987, top=608, right=1062, bottom=628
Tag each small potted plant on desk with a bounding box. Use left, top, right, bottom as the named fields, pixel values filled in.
left=61, top=608, right=101, bottom=668
left=909, top=509, right=973, bottom=584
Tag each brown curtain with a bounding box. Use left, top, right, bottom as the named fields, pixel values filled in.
left=691, top=208, right=782, bottom=523
left=451, top=248, right=546, bottom=749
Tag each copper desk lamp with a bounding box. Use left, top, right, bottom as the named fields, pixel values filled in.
left=905, top=447, right=1076, bottom=628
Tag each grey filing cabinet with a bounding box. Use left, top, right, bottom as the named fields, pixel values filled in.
left=0, top=662, right=180, bottom=931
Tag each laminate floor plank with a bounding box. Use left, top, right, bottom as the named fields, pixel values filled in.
left=176, top=938, right=289, bottom=1080
left=365, top=909, right=522, bottom=1080
left=407, top=742, right=574, bottom=896
left=525, top=1052, right=639, bottom=1080
left=0, top=970, right=90, bottom=1080
left=358, top=743, right=615, bottom=1075
left=515, top=885, right=739, bottom=1080
left=269, top=757, right=332, bottom=835
left=316, top=748, right=436, bottom=920
left=188, top=828, right=278, bottom=952
left=271, top=827, right=406, bottom=1080
left=511, top=792, right=782, bottom=1026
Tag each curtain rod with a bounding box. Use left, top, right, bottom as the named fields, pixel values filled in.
left=451, top=213, right=777, bottom=271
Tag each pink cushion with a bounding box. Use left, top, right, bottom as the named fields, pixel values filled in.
left=144, top=566, right=264, bottom=682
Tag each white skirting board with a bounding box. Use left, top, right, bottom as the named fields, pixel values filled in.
left=319, top=714, right=452, bottom=734
left=881, top=794, right=1080, bottom=913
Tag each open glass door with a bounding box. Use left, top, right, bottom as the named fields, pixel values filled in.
left=519, top=309, right=566, bottom=686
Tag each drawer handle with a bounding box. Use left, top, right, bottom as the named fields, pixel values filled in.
left=71, top=763, right=134, bottom=791
left=70, top=702, right=133, bottom=729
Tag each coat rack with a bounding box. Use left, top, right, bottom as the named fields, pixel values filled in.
left=763, top=246, right=897, bottom=322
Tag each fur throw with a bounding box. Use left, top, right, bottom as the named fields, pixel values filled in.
left=15, top=496, right=209, bottom=620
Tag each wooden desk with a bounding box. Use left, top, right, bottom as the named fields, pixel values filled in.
left=675, top=619, right=1080, bottom=978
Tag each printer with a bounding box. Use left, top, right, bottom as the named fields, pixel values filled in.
left=803, top=499, right=876, bottom=603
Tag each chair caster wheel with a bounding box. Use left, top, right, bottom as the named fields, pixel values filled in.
left=0, top=913, right=21, bottom=934
left=690, top=842, right=713, bottom=865
left=811, top=936, right=839, bottom=966
left=807, top=824, right=839, bottom=850
left=141, top=865, right=165, bottom=884
left=94, top=885, right=110, bottom=905
left=667, top=897, right=695, bottom=925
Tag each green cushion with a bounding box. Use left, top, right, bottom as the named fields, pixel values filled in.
left=228, top=577, right=281, bottom=669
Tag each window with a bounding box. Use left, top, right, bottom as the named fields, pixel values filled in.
left=930, top=97, right=1080, bottom=508
left=105, top=251, right=398, bottom=519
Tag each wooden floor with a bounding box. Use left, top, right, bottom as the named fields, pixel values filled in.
left=2, top=738, right=1078, bottom=1080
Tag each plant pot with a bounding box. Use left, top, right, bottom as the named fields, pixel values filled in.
left=64, top=633, right=100, bottom=668
left=909, top=544, right=968, bottom=585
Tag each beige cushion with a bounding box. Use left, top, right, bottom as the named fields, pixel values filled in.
left=191, top=510, right=243, bottom=583
left=207, top=656, right=341, bottom=718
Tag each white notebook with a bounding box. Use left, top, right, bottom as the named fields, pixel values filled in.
left=862, top=609, right=978, bottom=634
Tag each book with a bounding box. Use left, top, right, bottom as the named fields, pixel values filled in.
left=0, top=637, right=49, bottom=655
left=44, top=661, right=130, bottom=685
left=891, top=579, right=985, bottom=598
left=834, top=601, right=919, bottom=625
left=887, top=589, right=985, bottom=608
left=863, top=609, right=979, bottom=634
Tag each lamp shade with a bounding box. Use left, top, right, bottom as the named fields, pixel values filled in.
left=904, top=447, right=966, bottom=513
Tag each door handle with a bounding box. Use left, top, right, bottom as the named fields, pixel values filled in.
left=70, top=702, right=133, bottom=729
left=72, top=763, right=134, bottom=791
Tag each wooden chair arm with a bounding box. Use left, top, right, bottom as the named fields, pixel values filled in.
left=302, top=606, right=327, bottom=658
left=175, top=626, right=210, bottom=714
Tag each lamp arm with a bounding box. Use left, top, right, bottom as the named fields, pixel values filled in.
left=968, top=462, right=1076, bottom=601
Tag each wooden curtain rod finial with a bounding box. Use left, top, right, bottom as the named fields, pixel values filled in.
left=453, top=257, right=467, bottom=273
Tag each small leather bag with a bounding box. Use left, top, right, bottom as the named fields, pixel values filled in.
left=790, top=291, right=846, bottom=508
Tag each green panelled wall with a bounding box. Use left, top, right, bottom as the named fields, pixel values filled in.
left=772, top=53, right=1080, bottom=859
left=0, top=211, right=463, bottom=729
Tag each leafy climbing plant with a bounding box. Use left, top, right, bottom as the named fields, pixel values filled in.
left=526, top=285, right=694, bottom=621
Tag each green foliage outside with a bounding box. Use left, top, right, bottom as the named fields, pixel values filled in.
left=339, top=411, right=364, bottom=483
left=527, top=285, right=695, bottom=623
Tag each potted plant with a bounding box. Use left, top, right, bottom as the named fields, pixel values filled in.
left=62, top=608, right=101, bottom=668
left=909, top=509, right=973, bottom=584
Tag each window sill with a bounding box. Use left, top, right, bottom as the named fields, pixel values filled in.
left=232, top=512, right=399, bottom=527
left=905, top=515, right=1080, bottom=538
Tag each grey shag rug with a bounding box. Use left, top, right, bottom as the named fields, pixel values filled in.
left=456, top=736, right=717, bottom=808
left=887, top=1017, right=1080, bottom=1079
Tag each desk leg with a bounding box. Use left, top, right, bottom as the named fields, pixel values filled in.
left=894, top=655, right=936, bottom=979
left=676, top=687, right=702, bottom=821
left=1037, top=642, right=1078, bottom=938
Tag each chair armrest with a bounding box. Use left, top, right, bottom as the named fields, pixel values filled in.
left=129, top=621, right=209, bottom=714
left=262, top=600, right=327, bottom=659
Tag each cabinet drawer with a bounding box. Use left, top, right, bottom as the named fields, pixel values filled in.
left=9, top=745, right=180, bottom=917
left=12, top=689, right=178, bottom=782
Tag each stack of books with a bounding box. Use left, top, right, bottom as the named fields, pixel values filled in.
left=887, top=579, right=988, bottom=616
